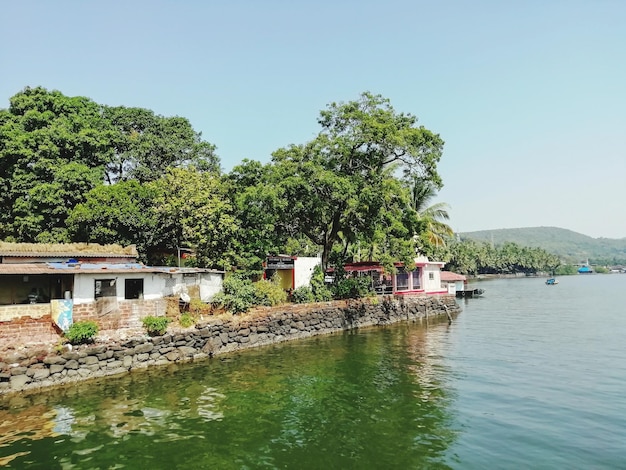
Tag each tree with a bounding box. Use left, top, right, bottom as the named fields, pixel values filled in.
left=410, top=176, right=454, bottom=252
left=271, top=92, right=445, bottom=269
left=152, top=167, right=237, bottom=269
left=0, top=87, right=115, bottom=241
left=66, top=180, right=161, bottom=262
left=225, top=159, right=292, bottom=274
left=103, top=106, right=219, bottom=184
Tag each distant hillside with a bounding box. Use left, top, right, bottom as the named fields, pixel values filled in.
left=459, top=226, right=626, bottom=263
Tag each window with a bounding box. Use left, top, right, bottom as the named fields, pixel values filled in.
left=396, top=271, right=409, bottom=291
left=125, top=278, right=144, bottom=300
left=411, top=270, right=421, bottom=290
left=429, top=272, right=434, bottom=281
left=95, top=279, right=116, bottom=299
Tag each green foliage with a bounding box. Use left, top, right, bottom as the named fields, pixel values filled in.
left=103, top=105, right=219, bottom=184
left=310, top=265, right=333, bottom=301
left=442, top=239, right=561, bottom=276
left=66, top=179, right=161, bottom=262
left=211, top=274, right=258, bottom=314
left=152, top=167, right=236, bottom=269
left=65, top=321, right=99, bottom=345
left=555, top=264, right=578, bottom=275
left=212, top=273, right=288, bottom=313
left=460, top=227, right=626, bottom=266
left=253, top=278, right=288, bottom=306
left=179, top=313, right=196, bottom=328
left=142, top=316, right=171, bottom=336
left=268, top=92, right=444, bottom=270
left=292, top=286, right=315, bottom=303
left=332, top=276, right=374, bottom=300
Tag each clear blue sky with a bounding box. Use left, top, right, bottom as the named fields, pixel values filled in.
left=2, top=1, right=625, bottom=239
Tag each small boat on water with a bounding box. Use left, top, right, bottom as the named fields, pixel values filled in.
left=545, top=278, right=559, bottom=285
left=456, top=288, right=485, bottom=298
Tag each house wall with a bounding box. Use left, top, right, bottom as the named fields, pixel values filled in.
left=422, top=264, right=445, bottom=293
left=293, top=257, right=321, bottom=289
left=73, top=273, right=169, bottom=304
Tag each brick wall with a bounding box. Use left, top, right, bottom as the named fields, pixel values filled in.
left=0, top=299, right=167, bottom=348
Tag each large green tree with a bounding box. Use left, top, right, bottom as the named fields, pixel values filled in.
left=270, top=92, right=445, bottom=269
left=66, top=180, right=162, bottom=262
left=152, top=167, right=237, bottom=269
left=104, top=106, right=219, bottom=184
left=0, top=87, right=115, bottom=241
left=0, top=86, right=220, bottom=245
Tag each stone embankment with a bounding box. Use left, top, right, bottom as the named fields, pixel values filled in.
left=0, top=295, right=459, bottom=396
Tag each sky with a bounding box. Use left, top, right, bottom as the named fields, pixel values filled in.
left=2, top=0, right=625, bottom=239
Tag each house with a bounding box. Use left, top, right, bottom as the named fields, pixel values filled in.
left=263, top=255, right=322, bottom=291
left=0, top=242, right=224, bottom=345
left=327, top=255, right=448, bottom=295
left=440, top=271, right=467, bottom=295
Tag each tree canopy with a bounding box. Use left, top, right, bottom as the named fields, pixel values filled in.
left=0, top=87, right=219, bottom=243
left=2, top=87, right=464, bottom=272
left=269, top=92, right=445, bottom=269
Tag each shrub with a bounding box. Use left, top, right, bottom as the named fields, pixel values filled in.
left=142, top=316, right=171, bottom=336
left=179, top=313, right=196, bottom=328
left=211, top=274, right=258, bottom=314
left=310, top=265, right=333, bottom=301
left=65, top=321, right=99, bottom=345
left=292, top=286, right=315, bottom=304
left=254, top=278, right=287, bottom=306
left=189, top=298, right=212, bottom=316
left=332, top=276, right=373, bottom=300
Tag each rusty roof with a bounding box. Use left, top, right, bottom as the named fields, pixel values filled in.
left=0, top=242, right=137, bottom=258
left=440, top=271, right=467, bottom=282
left=0, top=263, right=224, bottom=275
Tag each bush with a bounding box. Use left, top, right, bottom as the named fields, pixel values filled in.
left=189, top=298, right=212, bottom=316
left=142, top=316, right=171, bottom=336
left=179, top=313, right=196, bottom=328
left=211, top=274, right=258, bottom=314
left=65, top=321, right=99, bottom=345
left=254, top=278, right=288, bottom=306
left=332, top=276, right=373, bottom=300
left=292, top=286, right=315, bottom=304
left=310, top=265, right=333, bottom=301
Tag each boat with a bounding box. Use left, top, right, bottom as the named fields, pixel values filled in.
left=545, top=278, right=559, bottom=285
left=455, top=288, right=485, bottom=298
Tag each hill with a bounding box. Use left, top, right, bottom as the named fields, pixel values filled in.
left=459, top=226, right=626, bottom=264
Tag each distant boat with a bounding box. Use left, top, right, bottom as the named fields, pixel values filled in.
left=545, top=278, right=559, bottom=285
left=578, top=265, right=593, bottom=274
left=455, top=288, right=485, bottom=298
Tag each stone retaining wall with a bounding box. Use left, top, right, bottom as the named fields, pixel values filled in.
left=0, top=295, right=460, bottom=396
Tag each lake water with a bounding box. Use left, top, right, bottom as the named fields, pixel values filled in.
left=1, top=275, right=625, bottom=469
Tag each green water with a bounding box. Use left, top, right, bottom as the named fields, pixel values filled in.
left=1, top=275, right=625, bottom=469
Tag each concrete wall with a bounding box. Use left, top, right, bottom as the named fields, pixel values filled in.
left=0, top=295, right=460, bottom=395
left=422, top=264, right=445, bottom=293
left=293, top=257, right=321, bottom=289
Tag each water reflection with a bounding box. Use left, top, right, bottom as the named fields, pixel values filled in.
left=1, top=318, right=458, bottom=469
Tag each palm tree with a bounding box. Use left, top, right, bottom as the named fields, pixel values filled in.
left=410, top=177, right=454, bottom=249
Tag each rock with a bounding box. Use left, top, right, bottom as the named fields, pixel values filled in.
left=10, top=375, right=30, bottom=389
left=43, top=355, right=66, bottom=365
left=50, top=364, right=65, bottom=374
left=10, top=367, right=28, bottom=376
